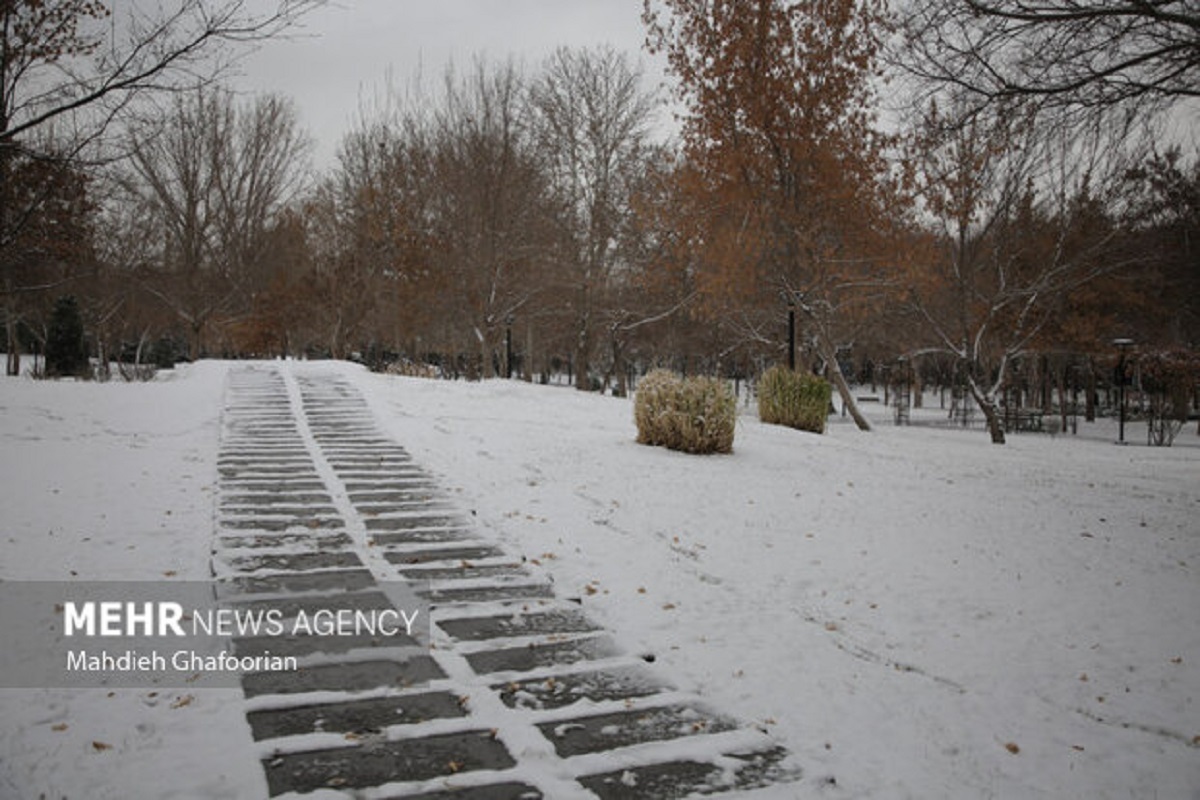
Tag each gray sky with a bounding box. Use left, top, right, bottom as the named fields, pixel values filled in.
left=233, top=0, right=673, bottom=169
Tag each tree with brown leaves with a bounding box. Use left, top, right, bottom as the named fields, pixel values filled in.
left=644, top=0, right=897, bottom=431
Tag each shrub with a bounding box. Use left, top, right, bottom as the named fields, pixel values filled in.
left=758, top=366, right=832, bottom=434
left=384, top=359, right=440, bottom=379
left=44, top=295, right=88, bottom=378
left=634, top=369, right=736, bottom=454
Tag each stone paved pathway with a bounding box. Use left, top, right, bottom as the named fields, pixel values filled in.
left=214, top=364, right=801, bottom=798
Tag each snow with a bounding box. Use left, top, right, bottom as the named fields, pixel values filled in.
left=0, top=361, right=266, bottom=799
left=2, top=359, right=1198, bottom=798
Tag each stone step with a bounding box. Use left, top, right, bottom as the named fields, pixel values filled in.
left=366, top=515, right=466, bottom=532
left=493, top=666, right=668, bottom=711
left=221, top=480, right=328, bottom=491
left=221, top=493, right=334, bottom=506
left=371, top=529, right=474, bottom=546
left=242, top=655, right=445, bottom=697
left=247, top=690, right=468, bottom=740
left=349, top=491, right=441, bottom=504
left=220, top=505, right=340, bottom=517
left=437, top=609, right=601, bottom=643
left=384, top=545, right=505, bottom=565
left=387, top=782, right=544, bottom=800
left=420, top=582, right=556, bottom=605
left=221, top=568, right=376, bottom=596
left=397, top=564, right=528, bottom=582
left=234, top=629, right=419, bottom=658
left=261, top=730, right=514, bottom=796
left=217, top=532, right=353, bottom=550
left=219, top=517, right=344, bottom=532
left=576, top=746, right=798, bottom=799
left=222, top=551, right=363, bottom=573
left=465, top=635, right=620, bottom=675
left=226, top=589, right=395, bottom=619
left=536, top=703, right=737, bottom=758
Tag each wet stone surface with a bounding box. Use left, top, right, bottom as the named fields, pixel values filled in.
left=261, top=730, right=516, bottom=796
left=493, top=666, right=668, bottom=711
left=537, top=703, right=738, bottom=758
left=436, top=609, right=601, bottom=642
left=465, top=635, right=621, bottom=675
left=241, top=656, right=446, bottom=698
left=246, top=691, right=467, bottom=740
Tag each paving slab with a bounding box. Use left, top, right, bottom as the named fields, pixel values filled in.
left=241, top=656, right=445, bottom=697
left=261, top=730, right=515, bottom=796
left=437, top=609, right=601, bottom=642
left=383, top=782, right=544, bottom=800
left=247, top=691, right=467, bottom=740
left=493, top=666, right=668, bottom=711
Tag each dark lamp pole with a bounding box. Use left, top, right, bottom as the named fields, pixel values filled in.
left=505, top=314, right=514, bottom=379
left=1113, top=338, right=1133, bottom=444
left=787, top=297, right=796, bottom=371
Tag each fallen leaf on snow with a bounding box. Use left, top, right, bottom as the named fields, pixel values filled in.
left=1005, top=742, right=1020, bottom=755
left=92, top=741, right=112, bottom=752
left=51, top=723, right=68, bottom=732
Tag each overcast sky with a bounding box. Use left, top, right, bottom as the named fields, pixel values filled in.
left=232, top=0, right=674, bottom=169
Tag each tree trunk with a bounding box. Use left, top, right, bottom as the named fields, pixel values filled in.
left=820, top=341, right=871, bottom=431
left=1058, top=367, right=1069, bottom=433
left=574, top=323, right=590, bottom=390
left=968, top=378, right=1007, bottom=444
left=524, top=325, right=533, bottom=382
left=481, top=330, right=494, bottom=379
left=191, top=319, right=204, bottom=361
left=1085, top=358, right=1097, bottom=422
left=5, top=316, right=18, bottom=376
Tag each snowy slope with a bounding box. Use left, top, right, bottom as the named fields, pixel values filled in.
left=1, top=359, right=1197, bottom=799
left=354, top=365, right=1200, bottom=799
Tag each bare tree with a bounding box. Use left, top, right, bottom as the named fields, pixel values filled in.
left=529, top=45, right=660, bottom=390
left=0, top=0, right=322, bottom=150
left=308, top=105, right=441, bottom=360
left=904, top=97, right=1138, bottom=443
left=430, top=58, right=553, bottom=378
left=897, top=0, right=1199, bottom=116
left=116, top=87, right=310, bottom=357
left=0, top=0, right=322, bottom=372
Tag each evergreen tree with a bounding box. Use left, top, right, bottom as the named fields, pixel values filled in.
left=45, top=295, right=88, bottom=377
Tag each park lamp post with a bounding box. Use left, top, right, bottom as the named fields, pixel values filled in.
left=1113, top=337, right=1134, bottom=444
left=505, top=314, right=514, bottom=379
left=787, top=295, right=796, bottom=371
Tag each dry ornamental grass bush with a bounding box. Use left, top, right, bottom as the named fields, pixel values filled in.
left=384, top=359, right=440, bottom=379
left=758, top=366, right=832, bottom=434
left=634, top=369, right=736, bottom=454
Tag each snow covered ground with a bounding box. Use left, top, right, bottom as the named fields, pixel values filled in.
left=2, top=359, right=1197, bottom=799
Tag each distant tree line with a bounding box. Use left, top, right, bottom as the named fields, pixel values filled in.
left=1, top=0, right=1196, bottom=442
